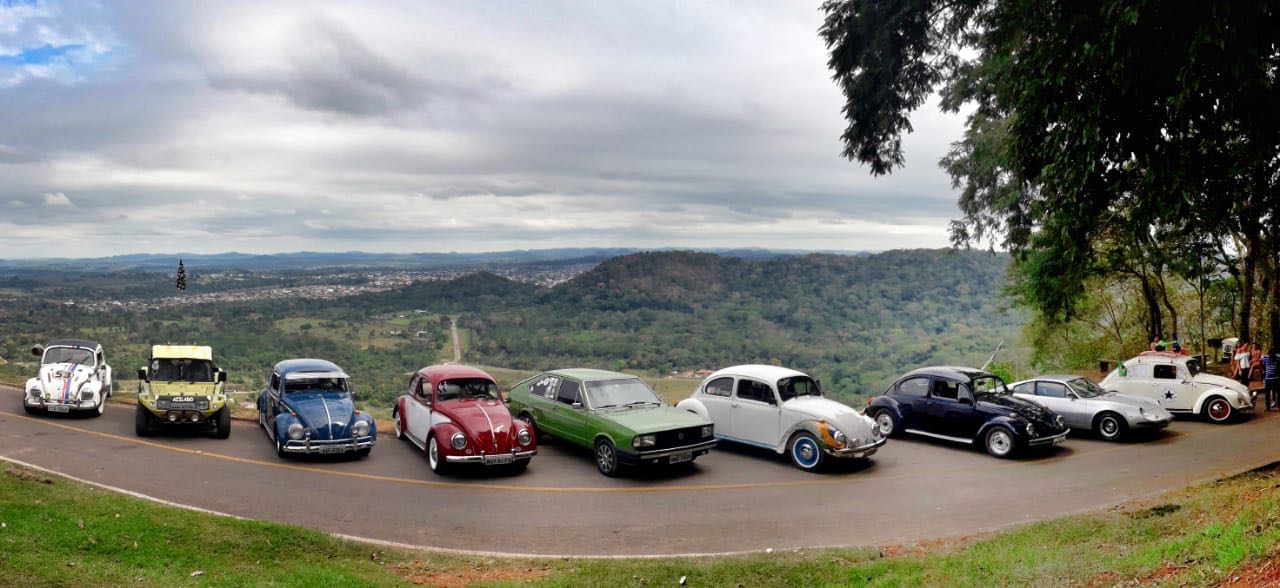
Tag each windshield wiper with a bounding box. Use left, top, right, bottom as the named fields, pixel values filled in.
left=622, top=400, right=661, bottom=408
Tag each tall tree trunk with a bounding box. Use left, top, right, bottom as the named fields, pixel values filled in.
left=1241, top=231, right=1259, bottom=343
left=1269, top=270, right=1279, bottom=350
left=1138, top=275, right=1163, bottom=341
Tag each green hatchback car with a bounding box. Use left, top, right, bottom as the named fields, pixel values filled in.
left=506, top=369, right=716, bottom=476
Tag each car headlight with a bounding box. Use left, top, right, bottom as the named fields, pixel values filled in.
left=517, top=428, right=532, bottom=446
left=701, top=425, right=713, bottom=438
left=287, top=423, right=305, bottom=440
left=451, top=432, right=467, bottom=450
left=351, top=420, right=370, bottom=437
left=1054, top=415, right=1065, bottom=429
left=1026, top=422, right=1037, bottom=437
left=830, top=428, right=847, bottom=448
left=633, top=434, right=656, bottom=448
left=871, top=423, right=883, bottom=439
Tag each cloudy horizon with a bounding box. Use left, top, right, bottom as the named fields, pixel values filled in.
left=0, top=1, right=968, bottom=259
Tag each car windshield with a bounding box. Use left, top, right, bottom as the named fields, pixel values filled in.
left=151, top=358, right=215, bottom=382
left=43, top=347, right=94, bottom=366
left=971, top=375, right=1009, bottom=397
left=283, top=377, right=349, bottom=394
left=1185, top=358, right=1201, bottom=377
left=437, top=378, right=499, bottom=401
left=1068, top=377, right=1108, bottom=398
left=585, top=378, right=663, bottom=409
left=777, top=376, right=822, bottom=402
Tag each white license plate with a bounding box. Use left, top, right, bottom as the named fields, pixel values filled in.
left=669, top=452, right=693, bottom=464
left=47, top=405, right=71, bottom=413
left=317, top=445, right=347, bottom=454
left=484, top=454, right=514, bottom=465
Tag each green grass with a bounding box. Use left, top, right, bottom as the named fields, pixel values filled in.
left=6, top=459, right=1280, bottom=587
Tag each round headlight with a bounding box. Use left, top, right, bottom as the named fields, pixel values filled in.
left=287, top=423, right=305, bottom=440
left=352, top=420, right=370, bottom=437
left=451, top=432, right=467, bottom=450
left=1055, top=415, right=1065, bottom=428
left=1025, top=422, right=1037, bottom=437
left=517, top=428, right=532, bottom=446
left=830, top=429, right=847, bottom=448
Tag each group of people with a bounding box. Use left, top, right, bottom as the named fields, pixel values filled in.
left=1148, top=334, right=1191, bottom=355
left=1232, top=341, right=1280, bottom=411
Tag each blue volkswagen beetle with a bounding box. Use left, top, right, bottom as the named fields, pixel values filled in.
left=257, top=359, right=376, bottom=458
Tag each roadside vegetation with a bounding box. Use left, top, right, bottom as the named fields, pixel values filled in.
left=4, top=461, right=1280, bottom=587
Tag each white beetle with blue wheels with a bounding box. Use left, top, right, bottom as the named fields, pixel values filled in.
left=676, top=365, right=885, bottom=471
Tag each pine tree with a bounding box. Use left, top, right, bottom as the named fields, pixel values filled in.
left=176, top=259, right=187, bottom=291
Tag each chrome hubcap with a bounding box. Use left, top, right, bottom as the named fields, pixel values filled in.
left=1101, top=418, right=1118, bottom=436
left=1209, top=400, right=1229, bottom=420
left=429, top=438, right=439, bottom=469
left=394, top=414, right=402, bottom=438
left=990, top=431, right=1012, bottom=455
left=876, top=413, right=893, bottom=435
left=597, top=444, right=615, bottom=472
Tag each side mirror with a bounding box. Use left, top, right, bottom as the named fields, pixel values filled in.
left=30, top=344, right=44, bottom=358
left=216, top=370, right=227, bottom=383
left=137, top=367, right=148, bottom=381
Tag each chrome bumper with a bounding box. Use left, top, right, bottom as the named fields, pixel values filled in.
left=281, top=436, right=376, bottom=454
left=828, top=436, right=887, bottom=457
left=25, top=397, right=95, bottom=410
left=635, top=439, right=717, bottom=460
left=1028, top=431, right=1070, bottom=446
left=1130, top=417, right=1172, bottom=429
left=446, top=449, right=537, bottom=464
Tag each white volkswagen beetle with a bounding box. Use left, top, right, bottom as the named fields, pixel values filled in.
left=1099, top=352, right=1253, bottom=423
left=676, top=365, right=884, bottom=471
left=24, top=338, right=113, bottom=417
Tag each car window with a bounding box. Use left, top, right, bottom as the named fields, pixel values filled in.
left=556, top=379, right=582, bottom=406
left=1127, top=363, right=1152, bottom=379
left=416, top=378, right=431, bottom=400
left=704, top=377, right=733, bottom=397
left=777, top=376, right=822, bottom=401
left=530, top=375, right=561, bottom=400
left=1035, top=381, right=1068, bottom=398
left=1153, top=364, right=1178, bottom=380
left=931, top=379, right=962, bottom=401
left=269, top=373, right=280, bottom=392
left=736, top=379, right=776, bottom=404
left=895, top=377, right=929, bottom=397
left=1013, top=382, right=1034, bottom=394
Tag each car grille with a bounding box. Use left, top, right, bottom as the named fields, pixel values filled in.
left=156, top=396, right=210, bottom=411
left=652, top=426, right=706, bottom=450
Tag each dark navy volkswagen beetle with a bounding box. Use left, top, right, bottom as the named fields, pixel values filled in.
left=866, top=366, right=1069, bottom=458
left=257, top=359, right=377, bottom=458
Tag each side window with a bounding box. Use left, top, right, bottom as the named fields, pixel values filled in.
left=704, top=377, right=733, bottom=397
left=930, top=379, right=961, bottom=401
left=896, top=377, right=929, bottom=397
left=736, top=379, right=776, bottom=404
left=417, top=379, right=432, bottom=400
left=1035, top=381, right=1067, bottom=398
left=269, top=373, right=280, bottom=392
left=530, top=375, right=561, bottom=400
left=1128, top=364, right=1153, bottom=379
left=556, top=379, right=582, bottom=406
left=1012, top=382, right=1034, bottom=394
left=1153, top=364, right=1178, bottom=380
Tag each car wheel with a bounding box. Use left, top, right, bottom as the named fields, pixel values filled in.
left=1094, top=412, right=1126, bottom=441
left=213, top=406, right=231, bottom=439
left=106, top=381, right=113, bottom=398
left=984, top=426, right=1016, bottom=458
left=594, top=438, right=621, bottom=477
left=134, top=403, right=152, bottom=437
left=1205, top=396, right=1234, bottom=423
left=788, top=432, right=826, bottom=471
left=92, top=394, right=105, bottom=417
left=275, top=433, right=287, bottom=458
left=872, top=409, right=898, bottom=438
left=517, top=411, right=540, bottom=442
left=23, top=403, right=38, bottom=415
left=428, top=435, right=451, bottom=475
left=393, top=409, right=404, bottom=440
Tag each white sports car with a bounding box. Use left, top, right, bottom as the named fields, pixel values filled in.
left=24, top=338, right=113, bottom=417
left=676, top=364, right=884, bottom=471
left=1099, top=352, right=1253, bottom=423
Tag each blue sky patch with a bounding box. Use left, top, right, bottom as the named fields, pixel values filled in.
left=0, top=43, right=83, bottom=65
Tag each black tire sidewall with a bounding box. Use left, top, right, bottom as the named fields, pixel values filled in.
left=595, top=439, right=619, bottom=477
left=1096, top=412, right=1126, bottom=441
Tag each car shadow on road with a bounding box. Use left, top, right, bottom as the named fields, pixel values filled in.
left=708, top=440, right=878, bottom=476
left=888, top=435, right=1073, bottom=461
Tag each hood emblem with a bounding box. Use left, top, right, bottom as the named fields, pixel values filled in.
left=677, top=432, right=685, bottom=441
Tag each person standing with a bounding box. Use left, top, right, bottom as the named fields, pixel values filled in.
left=1250, top=344, right=1262, bottom=384
left=1234, top=342, right=1253, bottom=388
left=1262, top=348, right=1279, bottom=411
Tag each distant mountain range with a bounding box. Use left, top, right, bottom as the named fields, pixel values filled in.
left=0, top=247, right=870, bottom=272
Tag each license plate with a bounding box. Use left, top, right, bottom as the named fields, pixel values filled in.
left=484, top=454, right=514, bottom=466
left=47, top=405, right=71, bottom=413
left=669, top=452, right=693, bottom=464
left=317, top=445, right=347, bottom=454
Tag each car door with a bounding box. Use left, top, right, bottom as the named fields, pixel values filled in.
left=266, top=371, right=284, bottom=433
left=1032, top=381, right=1082, bottom=428
left=924, top=378, right=979, bottom=439
left=730, top=378, right=780, bottom=445
left=698, top=377, right=734, bottom=433
left=891, top=376, right=931, bottom=430
left=406, top=377, right=432, bottom=444
left=544, top=378, right=589, bottom=446
left=1151, top=363, right=1189, bottom=409
left=527, top=374, right=562, bottom=435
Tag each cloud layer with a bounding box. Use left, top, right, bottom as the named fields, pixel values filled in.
left=0, top=1, right=967, bottom=257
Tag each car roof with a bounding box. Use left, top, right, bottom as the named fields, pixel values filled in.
left=46, top=338, right=101, bottom=350
left=1127, top=352, right=1190, bottom=364
left=417, top=364, right=494, bottom=382
left=545, top=368, right=636, bottom=382
left=900, top=366, right=992, bottom=381
left=151, top=345, right=213, bottom=361
left=274, top=358, right=347, bottom=377
left=706, top=364, right=808, bottom=382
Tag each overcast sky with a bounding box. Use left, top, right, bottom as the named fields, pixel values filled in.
left=0, top=0, right=967, bottom=258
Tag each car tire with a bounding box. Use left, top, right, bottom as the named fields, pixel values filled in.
left=213, top=406, right=231, bottom=439
left=788, top=431, right=826, bottom=471
left=1204, top=396, right=1234, bottom=423
left=517, top=411, right=540, bottom=443
left=393, top=409, right=404, bottom=440
left=134, top=404, right=152, bottom=437
left=275, top=433, right=287, bottom=458
left=23, top=403, right=38, bottom=415
left=428, top=435, right=451, bottom=475
left=1094, top=412, right=1126, bottom=441
left=871, top=409, right=898, bottom=438
left=984, top=426, right=1017, bottom=458
left=92, top=394, right=105, bottom=417
left=594, top=438, right=621, bottom=477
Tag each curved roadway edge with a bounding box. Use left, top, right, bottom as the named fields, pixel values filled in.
left=3, top=385, right=1280, bottom=557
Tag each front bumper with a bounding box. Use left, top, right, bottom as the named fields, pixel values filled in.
left=1027, top=430, right=1070, bottom=447
left=281, top=436, right=376, bottom=454
left=446, top=449, right=537, bottom=464
left=621, top=439, right=718, bottom=466
left=1129, top=416, right=1173, bottom=430
left=24, top=396, right=96, bottom=412
left=827, top=436, right=887, bottom=458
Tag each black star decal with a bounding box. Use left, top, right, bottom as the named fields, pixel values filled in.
left=1163, top=390, right=1175, bottom=400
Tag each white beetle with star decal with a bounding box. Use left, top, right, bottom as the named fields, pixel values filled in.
left=1099, top=352, right=1253, bottom=423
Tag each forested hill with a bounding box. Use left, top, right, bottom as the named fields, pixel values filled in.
left=368, top=249, right=1021, bottom=398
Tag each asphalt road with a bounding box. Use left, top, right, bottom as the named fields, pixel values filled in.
left=4, top=384, right=1280, bottom=557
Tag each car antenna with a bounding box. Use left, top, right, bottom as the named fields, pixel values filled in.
left=980, top=340, right=1005, bottom=372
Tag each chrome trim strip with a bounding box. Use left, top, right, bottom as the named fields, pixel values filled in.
left=445, top=450, right=537, bottom=463
left=281, top=435, right=375, bottom=453
left=1027, top=431, right=1069, bottom=446
left=634, top=439, right=717, bottom=459
left=903, top=429, right=973, bottom=444
left=828, top=436, right=887, bottom=456
left=475, top=401, right=498, bottom=452
left=321, top=400, right=333, bottom=439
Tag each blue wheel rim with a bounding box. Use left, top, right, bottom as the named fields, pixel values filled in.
left=793, top=437, right=820, bottom=468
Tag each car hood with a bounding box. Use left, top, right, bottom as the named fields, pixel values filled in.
left=781, top=396, right=877, bottom=438
left=1097, top=392, right=1164, bottom=411
left=978, top=394, right=1064, bottom=430
left=435, top=399, right=516, bottom=453
left=1195, top=373, right=1249, bottom=395
left=598, top=404, right=710, bottom=434
left=149, top=381, right=217, bottom=397
left=283, top=391, right=356, bottom=440
left=36, top=363, right=94, bottom=400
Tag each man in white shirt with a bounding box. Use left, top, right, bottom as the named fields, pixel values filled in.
left=1235, top=342, right=1253, bottom=388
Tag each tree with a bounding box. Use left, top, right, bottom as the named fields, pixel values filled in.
left=175, top=259, right=187, bottom=291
